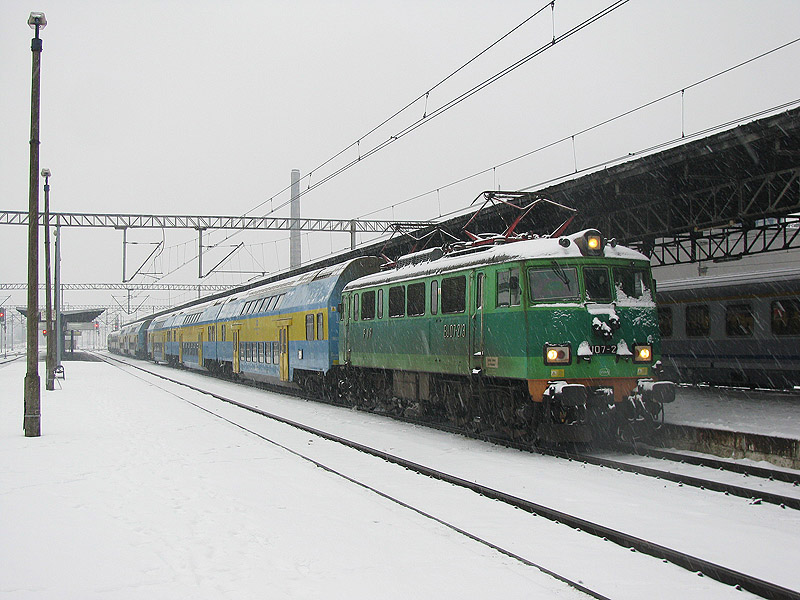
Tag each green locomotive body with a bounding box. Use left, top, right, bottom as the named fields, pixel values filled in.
left=340, top=229, right=673, bottom=441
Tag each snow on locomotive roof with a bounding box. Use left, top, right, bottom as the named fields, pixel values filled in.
left=345, top=230, right=648, bottom=291
left=657, top=267, right=800, bottom=293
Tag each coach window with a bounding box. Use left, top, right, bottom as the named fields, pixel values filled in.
left=389, top=286, right=406, bottom=317
left=317, top=313, right=324, bottom=340
left=686, top=304, right=710, bottom=337
left=658, top=307, right=673, bottom=338
left=306, top=314, right=315, bottom=341
left=408, top=282, right=425, bottom=316
left=772, top=299, right=800, bottom=335
left=361, top=290, right=376, bottom=320
left=377, top=289, right=384, bottom=319
left=430, top=281, right=439, bottom=315
left=272, top=341, right=279, bottom=364
left=441, top=275, right=466, bottom=314
left=726, top=304, right=753, bottom=337
left=221, top=325, right=226, bottom=342
left=584, top=267, right=612, bottom=302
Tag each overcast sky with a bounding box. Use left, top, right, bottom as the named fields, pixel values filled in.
left=1, top=0, right=799, bottom=319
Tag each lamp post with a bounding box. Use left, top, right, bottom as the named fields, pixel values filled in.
left=24, top=11, right=46, bottom=437
left=42, top=168, right=55, bottom=391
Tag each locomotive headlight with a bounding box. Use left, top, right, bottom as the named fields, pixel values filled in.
left=587, top=236, right=601, bottom=251
left=576, top=229, right=604, bottom=256
left=544, top=344, right=571, bottom=365
left=634, top=344, right=653, bottom=363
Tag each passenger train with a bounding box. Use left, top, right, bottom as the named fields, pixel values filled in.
left=657, top=267, right=800, bottom=388
left=109, top=227, right=675, bottom=443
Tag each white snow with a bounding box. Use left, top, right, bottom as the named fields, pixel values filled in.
left=2, top=357, right=796, bottom=599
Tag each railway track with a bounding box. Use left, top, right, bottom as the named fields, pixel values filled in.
left=99, top=352, right=800, bottom=600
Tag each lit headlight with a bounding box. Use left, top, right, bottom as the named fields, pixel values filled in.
left=544, top=344, right=571, bottom=365
left=634, top=344, right=653, bottom=363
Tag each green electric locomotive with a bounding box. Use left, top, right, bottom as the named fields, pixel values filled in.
left=339, top=228, right=674, bottom=442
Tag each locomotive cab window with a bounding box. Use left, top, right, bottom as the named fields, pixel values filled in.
left=686, top=304, right=710, bottom=337
left=361, top=290, right=376, bottom=320
left=441, top=276, right=466, bottom=314
left=613, top=267, right=652, bottom=301
left=377, top=289, right=384, bottom=319
left=476, top=273, right=485, bottom=310
left=726, top=304, right=754, bottom=337
left=407, top=283, right=425, bottom=316
left=527, top=265, right=579, bottom=302
left=497, top=268, right=520, bottom=307
left=771, top=299, right=800, bottom=335
left=389, top=286, right=405, bottom=317
left=584, top=267, right=612, bottom=302
left=430, top=281, right=439, bottom=315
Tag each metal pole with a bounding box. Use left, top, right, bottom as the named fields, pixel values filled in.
left=43, top=171, right=54, bottom=390
left=54, top=217, right=62, bottom=368
left=198, top=228, right=203, bottom=278
left=24, top=13, right=45, bottom=437
left=122, top=227, right=127, bottom=282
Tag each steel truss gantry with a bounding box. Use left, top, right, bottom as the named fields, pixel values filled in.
left=0, top=210, right=433, bottom=281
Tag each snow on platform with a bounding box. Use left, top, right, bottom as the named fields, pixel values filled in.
left=666, top=385, right=800, bottom=440
left=0, top=360, right=579, bottom=600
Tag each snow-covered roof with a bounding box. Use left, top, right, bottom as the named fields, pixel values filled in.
left=345, top=230, right=648, bottom=291
left=657, top=267, right=800, bottom=294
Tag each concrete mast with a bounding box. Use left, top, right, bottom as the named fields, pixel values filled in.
left=289, top=169, right=301, bottom=269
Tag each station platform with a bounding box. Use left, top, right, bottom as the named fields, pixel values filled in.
left=661, top=385, right=800, bottom=469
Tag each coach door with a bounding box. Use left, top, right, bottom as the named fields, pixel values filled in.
left=233, top=329, right=240, bottom=374
left=178, top=332, right=184, bottom=364
left=279, top=326, right=290, bottom=381
left=470, top=271, right=486, bottom=374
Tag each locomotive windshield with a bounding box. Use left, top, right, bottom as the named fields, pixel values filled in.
left=528, top=265, right=579, bottom=302
left=613, top=266, right=653, bottom=302
left=584, top=267, right=613, bottom=302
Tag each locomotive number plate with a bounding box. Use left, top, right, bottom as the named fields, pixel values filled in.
left=590, top=345, right=617, bottom=355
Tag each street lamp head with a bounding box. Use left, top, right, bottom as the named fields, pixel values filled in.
left=28, top=12, right=47, bottom=30
left=41, top=168, right=51, bottom=178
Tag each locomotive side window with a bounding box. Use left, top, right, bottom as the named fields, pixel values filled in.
left=441, top=276, right=466, bottom=314
left=389, top=286, right=406, bottom=317
left=306, top=314, right=315, bottom=340
left=407, top=283, right=425, bottom=316
left=361, top=290, right=376, bottom=320
left=377, top=289, right=384, bottom=319
left=725, top=304, right=754, bottom=337
left=771, top=299, right=800, bottom=335
left=584, top=267, right=612, bottom=302
left=497, top=268, right=521, bottom=307
left=613, top=267, right=652, bottom=301
left=353, top=293, right=359, bottom=322
left=686, top=304, right=710, bottom=337
left=430, top=281, right=439, bottom=315
left=476, top=273, right=485, bottom=309
left=658, top=306, right=673, bottom=337
left=527, top=266, right=579, bottom=302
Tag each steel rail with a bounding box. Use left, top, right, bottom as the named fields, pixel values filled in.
left=99, top=353, right=800, bottom=600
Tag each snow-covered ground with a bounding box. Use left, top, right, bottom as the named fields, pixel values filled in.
left=2, top=357, right=796, bottom=599
left=666, top=385, right=800, bottom=440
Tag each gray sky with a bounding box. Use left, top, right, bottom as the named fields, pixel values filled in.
left=1, top=0, right=799, bottom=317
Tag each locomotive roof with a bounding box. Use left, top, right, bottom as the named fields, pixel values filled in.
left=344, top=230, right=648, bottom=291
